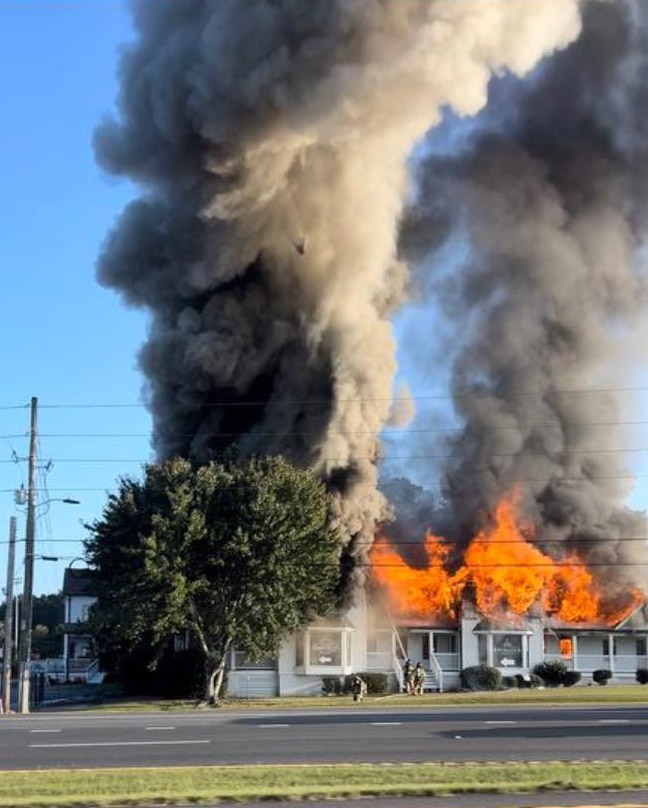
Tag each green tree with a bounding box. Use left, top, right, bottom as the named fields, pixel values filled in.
left=85, top=455, right=342, bottom=702
left=1, top=593, right=64, bottom=657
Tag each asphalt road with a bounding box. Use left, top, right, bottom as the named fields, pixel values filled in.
left=2, top=704, right=648, bottom=770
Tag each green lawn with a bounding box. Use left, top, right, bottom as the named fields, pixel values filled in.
left=2, top=761, right=648, bottom=807
left=84, top=684, right=648, bottom=712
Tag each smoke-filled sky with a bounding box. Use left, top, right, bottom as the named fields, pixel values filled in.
left=95, top=0, right=586, bottom=578
left=4, top=0, right=648, bottom=595
left=94, top=0, right=648, bottom=595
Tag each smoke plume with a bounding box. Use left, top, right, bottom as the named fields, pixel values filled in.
left=402, top=0, right=648, bottom=593
left=96, top=0, right=581, bottom=583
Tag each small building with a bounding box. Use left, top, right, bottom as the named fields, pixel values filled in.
left=226, top=595, right=648, bottom=697
left=54, top=568, right=102, bottom=683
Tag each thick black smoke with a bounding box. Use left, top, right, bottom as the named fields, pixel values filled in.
left=96, top=0, right=580, bottom=588
left=402, top=0, right=648, bottom=594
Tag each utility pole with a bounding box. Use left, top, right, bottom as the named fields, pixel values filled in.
left=1, top=517, right=17, bottom=714
left=18, top=397, right=38, bottom=714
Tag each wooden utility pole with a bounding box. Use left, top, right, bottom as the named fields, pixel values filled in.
left=18, top=397, right=38, bottom=714
left=1, top=516, right=17, bottom=714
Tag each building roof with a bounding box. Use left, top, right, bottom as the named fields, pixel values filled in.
left=62, top=567, right=98, bottom=597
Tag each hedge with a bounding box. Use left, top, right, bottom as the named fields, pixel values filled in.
left=460, top=665, right=501, bottom=691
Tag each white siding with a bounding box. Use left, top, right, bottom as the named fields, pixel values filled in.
left=228, top=670, right=278, bottom=698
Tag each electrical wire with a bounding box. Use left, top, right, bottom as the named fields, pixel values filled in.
left=4, top=385, right=648, bottom=410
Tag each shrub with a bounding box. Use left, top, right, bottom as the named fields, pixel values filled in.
left=361, top=672, right=391, bottom=694
left=501, top=675, right=517, bottom=689
left=515, top=673, right=543, bottom=689
left=533, top=660, right=568, bottom=687
left=322, top=676, right=342, bottom=695
left=562, top=670, right=582, bottom=688
left=593, top=669, right=612, bottom=686
left=460, top=665, right=502, bottom=691
left=636, top=668, right=648, bottom=685
left=341, top=672, right=391, bottom=695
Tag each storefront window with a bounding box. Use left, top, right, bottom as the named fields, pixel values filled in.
left=492, top=634, right=523, bottom=668
left=309, top=631, right=342, bottom=666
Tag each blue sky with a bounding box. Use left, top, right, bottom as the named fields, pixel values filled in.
left=0, top=0, right=150, bottom=594
left=2, top=1, right=648, bottom=597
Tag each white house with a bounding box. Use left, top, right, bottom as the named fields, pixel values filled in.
left=226, top=593, right=648, bottom=697
left=52, top=568, right=102, bottom=683
left=56, top=568, right=648, bottom=696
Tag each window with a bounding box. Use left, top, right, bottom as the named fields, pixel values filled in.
left=422, top=633, right=430, bottom=661
left=603, top=638, right=610, bottom=656
left=559, top=637, right=573, bottom=658
left=81, top=604, right=91, bottom=622
left=637, top=638, right=647, bottom=656
left=367, top=631, right=392, bottom=653
left=300, top=627, right=354, bottom=673
left=492, top=634, right=523, bottom=668
left=232, top=651, right=276, bottom=670
left=433, top=633, right=458, bottom=654
left=309, top=631, right=342, bottom=667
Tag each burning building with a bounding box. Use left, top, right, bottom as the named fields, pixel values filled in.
left=96, top=0, right=648, bottom=695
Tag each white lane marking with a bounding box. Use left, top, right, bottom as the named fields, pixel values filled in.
left=485, top=720, right=516, bottom=725
left=598, top=719, right=631, bottom=724
left=256, top=723, right=289, bottom=728
left=30, top=729, right=62, bottom=734
left=145, top=726, right=176, bottom=731
left=30, top=740, right=210, bottom=749
left=370, top=722, right=403, bottom=726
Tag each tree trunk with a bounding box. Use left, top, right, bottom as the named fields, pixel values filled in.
left=204, top=639, right=231, bottom=704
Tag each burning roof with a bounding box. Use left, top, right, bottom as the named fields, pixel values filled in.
left=371, top=493, right=644, bottom=629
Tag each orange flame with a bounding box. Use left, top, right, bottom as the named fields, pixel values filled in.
left=559, top=638, right=573, bottom=657
left=370, top=533, right=463, bottom=620
left=370, top=493, right=643, bottom=627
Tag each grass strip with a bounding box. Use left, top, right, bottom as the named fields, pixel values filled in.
left=3, top=760, right=648, bottom=806
left=84, top=685, right=648, bottom=712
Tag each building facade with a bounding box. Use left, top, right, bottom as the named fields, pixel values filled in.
left=226, top=597, right=648, bottom=697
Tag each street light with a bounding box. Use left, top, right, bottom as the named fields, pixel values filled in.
left=17, top=490, right=80, bottom=714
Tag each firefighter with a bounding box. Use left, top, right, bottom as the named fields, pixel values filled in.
left=413, top=662, right=426, bottom=696
left=350, top=674, right=367, bottom=702
left=403, top=658, right=414, bottom=694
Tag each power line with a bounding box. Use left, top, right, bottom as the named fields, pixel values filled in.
left=5, top=446, right=648, bottom=463
left=3, top=536, right=648, bottom=547
left=4, top=415, right=648, bottom=440
left=4, top=386, right=648, bottom=411
left=3, top=471, right=648, bottom=495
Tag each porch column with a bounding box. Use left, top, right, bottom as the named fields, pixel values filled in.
left=572, top=635, right=578, bottom=672
left=608, top=633, right=615, bottom=674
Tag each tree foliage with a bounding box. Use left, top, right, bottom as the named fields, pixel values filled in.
left=84, top=455, right=342, bottom=701
left=1, top=593, right=64, bottom=657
